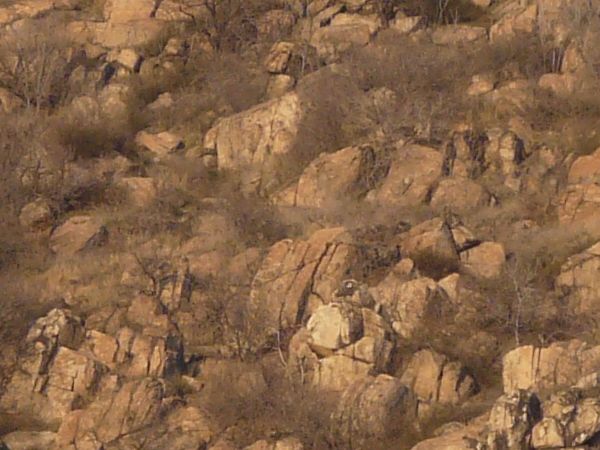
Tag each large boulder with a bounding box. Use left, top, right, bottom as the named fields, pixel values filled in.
left=203, top=92, right=302, bottom=194
left=250, top=227, right=357, bottom=335
left=279, top=145, right=383, bottom=208
left=372, top=274, right=445, bottom=339
left=399, top=218, right=460, bottom=269
left=502, top=340, right=600, bottom=394
left=49, top=215, right=108, bottom=256
left=400, top=350, right=477, bottom=415
left=310, top=13, right=381, bottom=62
left=331, top=375, right=417, bottom=446
left=0, top=431, right=56, bottom=450
left=430, top=177, right=490, bottom=213
left=103, top=0, right=156, bottom=22
left=313, top=355, right=372, bottom=392
left=56, top=377, right=164, bottom=447
left=367, top=144, right=444, bottom=208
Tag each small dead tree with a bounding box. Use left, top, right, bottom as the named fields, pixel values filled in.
left=0, top=19, right=72, bottom=111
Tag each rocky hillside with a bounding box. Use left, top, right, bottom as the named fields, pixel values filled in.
left=3, top=0, right=600, bottom=449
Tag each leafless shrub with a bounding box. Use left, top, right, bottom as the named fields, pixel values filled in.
left=0, top=18, right=74, bottom=111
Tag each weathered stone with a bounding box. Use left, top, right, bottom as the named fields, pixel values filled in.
left=282, top=145, right=382, bottom=208
left=18, top=199, right=53, bottom=231
left=556, top=241, right=600, bottom=315
left=264, top=42, right=294, bottom=74
left=372, top=274, right=444, bottom=339
left=314, top=355, right=372, bottom=392
left=250, top=228, right=356, bottom=335
left=501, top=340, right=600, bottom=394
left=49, top=216, right=107, bottom=256
left=432, top=25, right=487, bottom=45
left=135, top=131, right=184, bottom=158
left=1, top=431, right=56, bottom=450
left=487, top=390, right=541, bottom=450
left=203, top=92, right=302, bottom=194
left=310, top=13, right=380, bottom=62
left=460, top=242, right=505, bottom=279
left=368, top=144, right=444, bottom=207
left=307, top=303, right=363, bottom=354
left=332, top=375, right=417, bottom=445
left=430, top=177, right=490, bottom=213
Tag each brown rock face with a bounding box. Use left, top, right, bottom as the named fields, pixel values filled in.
left=367, top=144, right=444, bottom=207
left=502, top=340, right=600, bottom=394
left=49, top=216, right=108, bottom=256
left=556, top=241, right=600, bottom=315
left=331, top=374, right=417, bottom=446
left=250, top=227, right=357, bottom=336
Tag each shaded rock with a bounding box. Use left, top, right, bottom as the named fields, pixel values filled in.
left=331, top=375, right=417, bottom=446
left=49, top=216, right=107, bottom=256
